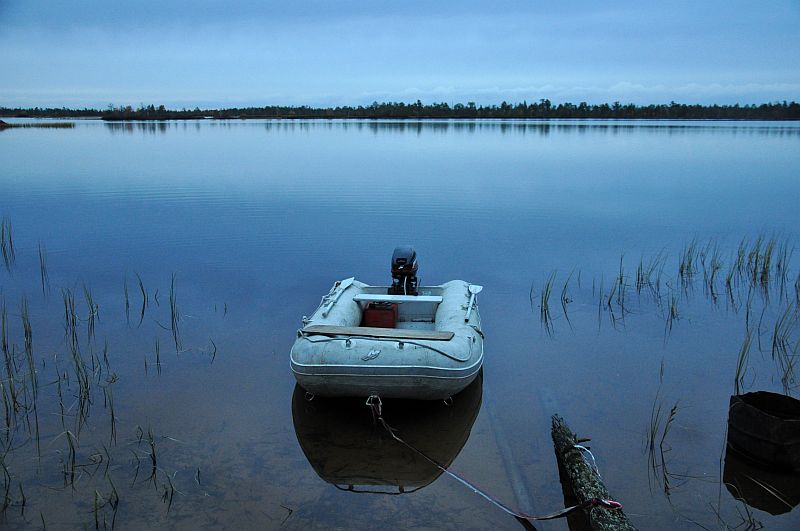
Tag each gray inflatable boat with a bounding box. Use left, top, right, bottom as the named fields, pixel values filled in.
left=290, top=273, right=484, bottom=400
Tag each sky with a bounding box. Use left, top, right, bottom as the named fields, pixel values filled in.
left=1, top=1, right=798, bottom=108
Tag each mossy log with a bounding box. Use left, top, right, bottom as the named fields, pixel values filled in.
left=551, top=414, right=637, bottom=531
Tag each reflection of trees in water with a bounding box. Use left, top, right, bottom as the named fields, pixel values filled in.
left=105, top=121, right=171, bottom=135
left=104, top=118, right=800, bottom=138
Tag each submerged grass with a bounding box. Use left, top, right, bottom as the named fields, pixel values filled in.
left=169, top=274, right=181, bottom=352
left=734, top=328, right=754, bottom=395
left=0, top=218, right=15, bottom=272
left=136, top=273, right=148, bottom=327
left=0, top=226, right=219, bottom=526
left=38, top=243, right=50, bottom=296
left=538, top=271, right=556, bottom=336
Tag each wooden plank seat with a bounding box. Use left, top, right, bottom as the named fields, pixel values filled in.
left=302, top=324, right=454, bottom=341
left=352, top=294, right=443, bottom=304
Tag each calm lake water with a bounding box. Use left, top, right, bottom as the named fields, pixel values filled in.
left=1, top=118, right=799, bottom=529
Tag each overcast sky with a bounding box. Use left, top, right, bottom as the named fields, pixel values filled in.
left=1, top=1, right=798, bottom=108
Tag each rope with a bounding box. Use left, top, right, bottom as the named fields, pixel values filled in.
left=366, top=398, right=623, bottom=523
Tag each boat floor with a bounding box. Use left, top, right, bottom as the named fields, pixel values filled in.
left=396, top=321, right=435, bottom=331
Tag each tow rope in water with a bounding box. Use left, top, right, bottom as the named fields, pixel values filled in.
left=365, top=395, right=623, bottom=523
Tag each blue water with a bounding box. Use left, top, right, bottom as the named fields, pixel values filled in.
left=1, top=118, right=799, bottom=529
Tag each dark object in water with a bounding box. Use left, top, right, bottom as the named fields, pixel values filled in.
left=724, top=444, right=800, bottom=515
left=727, top=392, right=800, bottom=471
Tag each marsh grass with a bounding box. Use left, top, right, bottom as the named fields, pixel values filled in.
left=538, top=271, right=556, bottom=336
left=734, top=329, right=754, bottom=395
left=83, top=285, right=99, bottom=343
left=560, top=271, right=574, bottom=328
left=123, top=277, right=130, bottom=325
left=771, top=304, right=799, bottom=393
left=665, top=291, right=679, bottom=337
left=136, top=273, right=148, bottom=327
left=636, top=250, right=666, bottom=299
left=678, top=238, right=699, bottom=288
left=0, top=228, right=216, bottom=526
left=155, top=338, right=161, bottom=375
left=645, top=363, right=682, bottom=496
left=0, top=219, right=15, bottom=272
left=169, top=274, right=182, bottom=353
left=616, top=255, right=628, bottom=312
left=38, top=243, right=50, bottom=296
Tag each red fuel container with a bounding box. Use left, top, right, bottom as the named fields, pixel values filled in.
left=360, top=302, right=398, bottom=328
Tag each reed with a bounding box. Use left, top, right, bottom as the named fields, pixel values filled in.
left=136, top=273, right=147, bottom=327
left=759, top=237, right=776, bottom=288
left=83, top=284, right=99, bottom=343
left=747, top=235, right=763, bottom=286
left=665, top=292, right=679, bottom=335
left=678, top=238, right=699, bottom=285
left=616, top=255, right=627, bottom=310
left=56, top=371, right=66, bottom=432
left=528, top=282, right=535, bottom=313
left=560, top=270, right=573, bottom=327
left=795, top=271, right=800, bottom=306
left=38, top=242, right=50, bottom=296
left=646, top=394, right=666, bottom=492
left=606, top=277, right=618, bottom=309
left=209, top=338, right=217, bottom=364
left=703, top=241, right=722, bottom=302
left=161, top=471, right=176, bottom=513
left=724, top=263, right=736, bottom=306
left=104, top=374, right=118, bottom=446
left=1, top=301, right=20, bottom=418
left=775, top=240, right=794, bottom=299
left=771, top=303, right=798, bottom=360
left=169, top=274, right=181, bottom=352
left=539, top=271, right=556, bottom=335
left=20, top=298, right=36, bottom=396
left=123, top=276, right=130, bottom=325
left=147, top=427, right=158, bottom=487
left=155, top=337, right=161, bottom=375
left=0, top=219, right=14, bottom=272
left=63, top=430, right=78, bottom=488
left=734, top=328, right=754, bottom=395
left=0, top=460, right=10, bottom=512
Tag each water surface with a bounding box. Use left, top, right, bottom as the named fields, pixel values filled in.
left=1, top=118, right=799, bottom=529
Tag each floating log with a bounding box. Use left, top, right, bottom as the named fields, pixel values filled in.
left=551, top=414, right=637, bottom=531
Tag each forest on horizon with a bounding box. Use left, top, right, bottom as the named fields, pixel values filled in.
left=2, top=99, right=799, bottom=120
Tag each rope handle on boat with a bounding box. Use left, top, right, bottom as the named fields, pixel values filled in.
left=366, top=397, right=623, bottom=523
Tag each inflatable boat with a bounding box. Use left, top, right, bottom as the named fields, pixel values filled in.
left=290, top=248, right=484, bottom=400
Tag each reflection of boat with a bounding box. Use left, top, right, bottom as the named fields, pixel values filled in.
left=727, top=392, right=800, bottom=471
left=291, top=371, right=482, bottom=492
left=290, top=248, right=484, bottom=400
left=724, top=445, right=800, bottom=515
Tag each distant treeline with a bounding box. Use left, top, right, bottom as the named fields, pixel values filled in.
left=2, top=100, right=799, bottom=120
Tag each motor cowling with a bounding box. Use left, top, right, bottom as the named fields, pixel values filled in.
left=389, top=246, right=419, bottom=295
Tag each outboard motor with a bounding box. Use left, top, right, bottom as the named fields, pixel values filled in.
left=389, top=246, right=419, bottom=295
